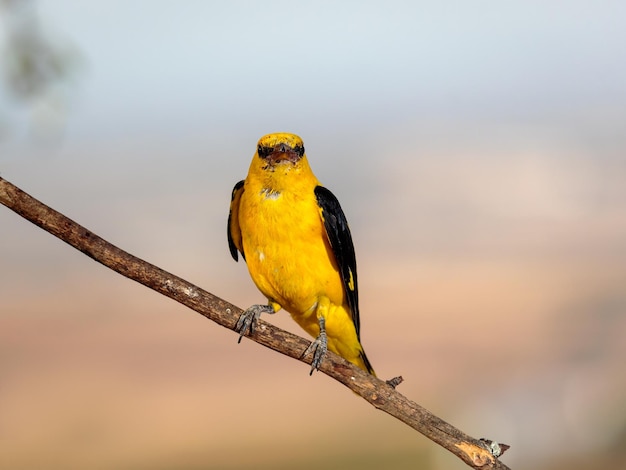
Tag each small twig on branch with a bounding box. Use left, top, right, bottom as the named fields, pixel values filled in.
left=0, top=176, right=511, bottom=470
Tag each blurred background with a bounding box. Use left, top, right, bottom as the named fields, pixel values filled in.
left=1, top=1, right=625, bottom=469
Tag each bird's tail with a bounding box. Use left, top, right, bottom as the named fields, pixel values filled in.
left=357, top=348, right=376, bottom=376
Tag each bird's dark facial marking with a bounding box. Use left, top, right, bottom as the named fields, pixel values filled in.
left=258, top=145, right=272, bottom=159
left=258, top=142, right=304, bottom=166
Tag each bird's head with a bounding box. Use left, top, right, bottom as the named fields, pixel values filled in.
left=247, top=133, right=318, bottom=193
left=256, top=133, right=305, bottom=170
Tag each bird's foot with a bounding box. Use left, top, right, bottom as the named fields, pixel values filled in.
left=236, top=304, right=275, bottom=343
left=302, top=317, right=328, bottom=375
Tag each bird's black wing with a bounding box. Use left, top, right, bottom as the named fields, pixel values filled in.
left=228, top=180, right=245, bottom=261
left=314, top=185, right=360, bottom=338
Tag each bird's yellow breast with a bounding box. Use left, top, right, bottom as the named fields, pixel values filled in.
left=238, top=174, right=345, bottom=326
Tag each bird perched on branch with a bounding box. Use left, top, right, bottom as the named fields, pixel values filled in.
left=228, top=132, right=374, bottom=375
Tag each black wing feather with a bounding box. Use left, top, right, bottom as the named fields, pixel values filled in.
left=314, top=185, right=361, bottom=338
left=228, top=180, right=245, bottom=261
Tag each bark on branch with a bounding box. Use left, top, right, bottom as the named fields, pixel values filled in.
left=0, top=176, right=511, bottom=469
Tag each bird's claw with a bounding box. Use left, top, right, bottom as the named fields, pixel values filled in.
left=236, top=304, right=274, bottom=343
left=302, top=317, right=328, bottom=375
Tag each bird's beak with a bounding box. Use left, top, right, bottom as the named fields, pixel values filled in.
left=267, top=143, right=302, bottom=165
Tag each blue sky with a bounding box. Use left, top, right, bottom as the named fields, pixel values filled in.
left=2, top=0, right=623, bottom=143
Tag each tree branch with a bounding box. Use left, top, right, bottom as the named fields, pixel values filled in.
left=0, top=176, right=511, bottom=469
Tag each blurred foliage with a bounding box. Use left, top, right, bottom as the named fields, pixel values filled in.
left=0, top=0, right=82, bottom=139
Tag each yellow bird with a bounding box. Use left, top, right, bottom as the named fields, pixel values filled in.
left=228, top=133, right=374, bottom=375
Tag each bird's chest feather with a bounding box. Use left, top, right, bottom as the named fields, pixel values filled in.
left=239, top=188, right=342, bottom=311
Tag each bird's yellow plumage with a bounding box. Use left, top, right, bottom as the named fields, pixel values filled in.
left=228, top=133, right=374, bottom=374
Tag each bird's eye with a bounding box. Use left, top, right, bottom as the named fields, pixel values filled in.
left=294, top=145, right=304, bottom=157
left=258, top=145, right=270, bottom=158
